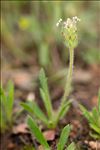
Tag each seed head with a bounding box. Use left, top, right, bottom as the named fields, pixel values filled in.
left=56, top=16, right=80, bottom=49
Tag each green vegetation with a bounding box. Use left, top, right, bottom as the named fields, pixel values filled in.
left=0, top=81, right=14, bottom=133
left=27, top=116, right=75, bottom=150
left=22, top=17, right=80, bottom=128
left=21, top=69, right=71, bottom=128
left=1, top=1, right=100, bottom=149
left=80, top=90, right=100, bottom=139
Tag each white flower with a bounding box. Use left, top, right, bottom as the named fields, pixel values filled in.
left=64, top=17, right=80, bottom=30
left=56, top=18, right=62, bottom=27
left=56, top=16, right=80, bottom=48
left=73, top=16, right=81, bottom=22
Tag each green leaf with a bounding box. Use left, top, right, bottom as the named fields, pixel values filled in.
left=92, top=107, right=99, bottom=125
left=39, top=69, right=49, bottom=93
left=27, top=116, right=50, bottom=150
left=39, top=43, right=50, bottom=67
left=80, top=102, right=100, bottom=139
left=0, top=81, right=14, bottom=132
left=79, top=104, right=94, bottom=124
left=0, top=87, right=7, bottom=119
left=21, top=101, right=48, bottom=126
left=0, top=110, right=6, bottom=132
left=57, top=124, right=71, bottom=150
left=67, top=142, right=75, bottom=150
left=39, top=69, right=52, bottom=118
left=23, top=145, right=35, bottom=150
left=21, top=102, right=34, bottom=114
left=98, top=90, right=100, bottom=114
left=90, top=131, right=100, bottom=139
left=6, top=81, right=14, bottom=121
left=58, top=101, right=71, bottom=120
left=0, top=86, right=7, bottom=107
left=90, top=123, right=100, bottom=135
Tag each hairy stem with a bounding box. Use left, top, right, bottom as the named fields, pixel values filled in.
left=55, top=48, right=74, bottom=125
left=61, top=48, right=74, bottom=105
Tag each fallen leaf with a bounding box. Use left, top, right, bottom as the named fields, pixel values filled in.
left=38, top=145, right=44, bottom=150
left=13, top=123, right=28, bottom=134
left=89, top=141, right=100, bottom=150
left=7, top=142, right=16, bottom=149
left=43, top=130, right=55, bottom=141
left=91, top=96, right=98, bottom=107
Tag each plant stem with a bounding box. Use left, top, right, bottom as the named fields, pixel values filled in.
left=55, top=48, right=74, bottom=125
left=61, top=48, right=74, bottom=106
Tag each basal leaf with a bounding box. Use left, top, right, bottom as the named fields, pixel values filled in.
left=98, top=90, right=100, bottom=114
left=90, top=123, right=100, bottom=135
left=67, top=142, right=75, bottom=150
left=39, top=68, right=48, bottom=93
left=21, top=102, right=34, bottom=114
left=92, top=107, right=99, bottom=125
left=0, top=86, right=7, bottom=107
left=57, top=124, right=71, bottom=150
left=58, top=101, right=71, bottom=120
left=22, top=102, right=48, bottom=125
left=90, top=131, right=100, bottom=139
left=27, top=116, right=50, bottom=150
left=6, top=81, right=14, bottom=121
left=40, top=88, right=52, bottom=118
left=39, top=69, right=52, bottom=118
left=79, top=104, right=94, bottom=124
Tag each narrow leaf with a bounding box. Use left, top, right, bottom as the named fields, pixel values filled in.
left=98, top=90, right=100, bottom=114
left=90, top=123, right=100, bottom=134
left=27, top=116, right=50, bottom=150
left=0, top=87, right=7, bottom=107
left=79, top=104, right=94, bottom=124
left=40, top=88, right=52, bottom=118
left=6, top=81, right=14, bottom=120
left=21, top=102, right=48, bottom=126
left=21, top=102, right=34, bottom=114
left=67, top=142, right=75, bottom=150
left=57, top=124, right=71, bottom=150
left=92, top=107, right=99, bottom=125
left=58, top=101, right=71, bottom=120
left=31, top=101, right=48, bottom=125
left=39, top=69, right=52, bottom=118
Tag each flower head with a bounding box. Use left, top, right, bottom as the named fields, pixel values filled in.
left=56, top=16, right=80, bottom=48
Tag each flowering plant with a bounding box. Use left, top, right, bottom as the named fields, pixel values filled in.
left=56, top=17, right=80, bottom=121
left=22, top=17, right=80, bottom=128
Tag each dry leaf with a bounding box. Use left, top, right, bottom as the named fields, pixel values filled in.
left=13, top=123, right=28, bottom=134
left=43, top=130, right=55, bottom=141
